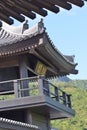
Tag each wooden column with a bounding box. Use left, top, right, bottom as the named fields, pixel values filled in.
left=67, top=94, right=72, bottom=108
left=47, top=118, right=51, bottom=130
left=63, top=92, right=67, bottom=106
left=43, top=79, right=50, bottom=96
left=55, top=87, right=59, bottom=101
left=38, top=76, right=44, bottom=95
left=14, top=80, right=19, bottom=98
left=19, top=55, right=29, bottom=97
left=25, top=110, right=32, bottom=124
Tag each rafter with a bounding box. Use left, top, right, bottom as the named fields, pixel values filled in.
left=20, top=0, right=48, bottom=17
left=0, top=1, right=25, bottom=22
left=33, top=0, right=59, bottom=13
left=68, top=0, right=84, bottom=7
left=6, top=0, right=36, bottom=19
left=44, top=0, right=72, bottom=10
left=0, top=0, right=86, bottom=25
left=0, top=10, right=13, bottom=25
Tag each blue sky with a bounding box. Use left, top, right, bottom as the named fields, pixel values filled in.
left=14, top=3, right=87, bottom=80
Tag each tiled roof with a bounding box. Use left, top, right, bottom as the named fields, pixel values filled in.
left=0, top=117, right=39, bottom=130
left=0, top=19, right=77, bottom=65
left=0, top=20, right=45, bottom=46
left=0, top=19, right=78, bottom=76
left=0, top=19, right=47, bottom=58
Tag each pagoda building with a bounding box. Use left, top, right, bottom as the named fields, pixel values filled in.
left=0, top=20, right=78, bottom=130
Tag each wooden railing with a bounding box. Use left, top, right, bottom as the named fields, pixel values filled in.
left=0, top=76, right=72, bottom=108
left=43, top=79, right=71, bottom=108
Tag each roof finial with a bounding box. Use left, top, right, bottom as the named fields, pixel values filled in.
left=22, top=20, right=29, bottom=34
left=38, top=18, right=46, bottom=33
left=40, top=18, right=43, bottom=23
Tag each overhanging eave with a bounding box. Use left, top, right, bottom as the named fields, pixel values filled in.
left=0, top=95, right=75, bottom=120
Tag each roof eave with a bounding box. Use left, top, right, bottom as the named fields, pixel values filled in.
left=42, top=33, right=78, bottom=75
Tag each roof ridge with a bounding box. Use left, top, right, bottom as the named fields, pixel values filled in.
left=0, top=19, right=46, bottom=46
left=1, top=19, right=45, bottom=36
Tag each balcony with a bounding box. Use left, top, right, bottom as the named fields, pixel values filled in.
left=0, top=76, right=75, bottom=120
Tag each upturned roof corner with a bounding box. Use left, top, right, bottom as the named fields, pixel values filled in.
left=0, top=19, right=78, bottom=77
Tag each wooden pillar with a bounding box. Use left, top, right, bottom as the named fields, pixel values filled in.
left=43, top=79, right=50, bottom=96
left=55, top=87, right=59, bottom=101
left=67, top=94, right=72, bottom=108
left=63, top=92, right=67, bottom=106
left=14, top=80, right=19, bottom=98
left=47, top=119, right=51, bottom=130
left=25, top=110, right=32, bottom=124
left=38, top=76, right=44, bottom=95
left=19, top=55, right=29, bottom=97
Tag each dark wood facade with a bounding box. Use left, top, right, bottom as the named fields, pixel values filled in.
left=0, top=0, right=86, bottom=26
left=0, top=20, right=77, bottom=130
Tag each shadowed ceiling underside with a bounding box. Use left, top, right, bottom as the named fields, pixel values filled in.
left=0, top=0, right=86, bottom=26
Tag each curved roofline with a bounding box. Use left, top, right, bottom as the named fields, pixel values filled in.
left=0, top=19, right=45, bottom=46
left=0, top=19, right=78, bottom=75
left=42, top=31, right=78, bottom=68
left=41, top=40, right=78, bottom=74
left=2, top=19, right=45, bottom=36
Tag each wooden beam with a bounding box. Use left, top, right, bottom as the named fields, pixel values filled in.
left=19, top=55, right=29, bottom=97
left=45, top=0, right=72, bottom=10
left=30, top=49, right=59, bottom=74
left=0, top=11, right=13, bottom=25
left=0, top=2, right=25, bottom=22
left=31, top=0, right=60, bottom=13
left=68, top=0, right=84, bottom=7
left=18, top=0, right=48, bottom=17
left=5, top=0, right=36, bottom=19
left=0, top=0, right=85, bottom=24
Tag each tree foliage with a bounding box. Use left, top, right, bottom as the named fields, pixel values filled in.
left=51, top=81, right=87, bottom=130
